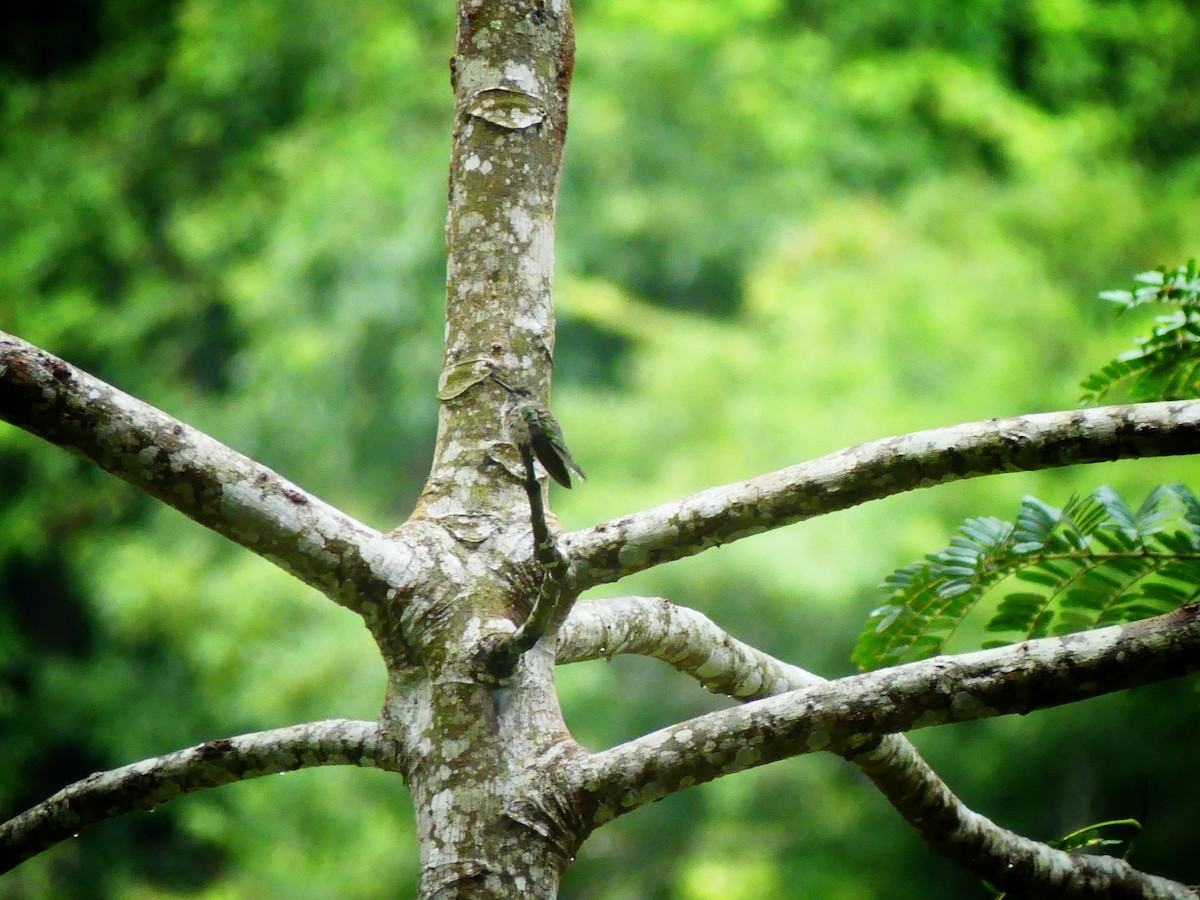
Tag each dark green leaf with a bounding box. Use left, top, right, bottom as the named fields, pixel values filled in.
left=855, top=485, right=1200, bottom=669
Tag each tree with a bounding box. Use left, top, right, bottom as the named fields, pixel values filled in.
left=3, top=1, right=1200, bottom=897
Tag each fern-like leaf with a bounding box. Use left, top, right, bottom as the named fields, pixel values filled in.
left=852, top=485, right=1200, bottom=670
left=1081, top=261, right=1200, bottom=404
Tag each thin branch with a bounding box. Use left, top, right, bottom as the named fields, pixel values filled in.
left=848, top=735, right=1193, bottom=899
left=558, top=597, right=1198, bottom=898
left=572, top=603, right=1200, bottom=831
left=0, top=719, right=392, bottom=874
left=510, top=443, right=571, bottom=641
left=561, top=402, right=1200, bottom=590
left=0, top=332, right=413, bottom=614
left=484, top=445, right=573, bottom=679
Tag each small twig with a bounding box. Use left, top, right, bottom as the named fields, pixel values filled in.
left=519, top=444, right=567, bottom=577
left=484, top=445, right=572, bottom=679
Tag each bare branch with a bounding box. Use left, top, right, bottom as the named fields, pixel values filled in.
left=849, top=736, right=1194, bottom=899
left=572, top=604, right=1200, bottom=831
left=561, top=402, right=1200, bottom=589
left=483, top=444, right=574, bottom=679
left=0, top=720, right=392, bottom=874
left=557, top=596, right=823, bottom=696
left=557, top=598, right=1198, bottom=898
left=0, top=332, right=413, bottom=614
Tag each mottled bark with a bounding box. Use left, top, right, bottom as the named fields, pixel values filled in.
left=2, top=0, right=1200, bottom=895
left=0, top=332, right=412, bottom=618
left=562, top=402, right=1200, bottom=590
left=374, top=1, right=583, bottom=895
left=0, top=721, right=389, bottom=873
left=560, top=597, right=1197, bottom=899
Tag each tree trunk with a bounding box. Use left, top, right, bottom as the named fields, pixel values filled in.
left=372, top=0, right=582, bottom=894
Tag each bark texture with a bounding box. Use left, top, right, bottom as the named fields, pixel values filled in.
left=0, top=331, right=412, bottom=617
left=2, top=0, right=1200, bottom=896
left=373, top=1, right=584, bottom=895
left=0, top=721, right=388, bottom=873
left=561, top=402, right=1200, bottom=589
left=560, top=597, right=1198, bottom=899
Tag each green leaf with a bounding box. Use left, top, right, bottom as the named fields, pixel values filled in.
left=986, top=592, right=1046, bottom=633
left=1048, top=819, right=1141, bottom=858
left=854, top=485, right=1200, bottom=670
left=1098, top=289, right=1134, bottom=306
left=1082, top=262, right=1200, bottom=403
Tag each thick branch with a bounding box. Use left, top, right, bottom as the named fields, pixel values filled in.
left=557, top=595, right=824, bottom=696
left=561, top=402, right=1200, bottom=589
left=0, top=720, right=391, bottom=874
left=573, top=603, right=1200, bottom=833
left=559, top=598, right=1196, bottom=898
left=0, top=332, right=412, bottom=614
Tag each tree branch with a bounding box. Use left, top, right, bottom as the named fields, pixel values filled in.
left=0, top=332, right=412, bottom=615
left=483, top=445, right=574, bottom=679
left=848, top=734, right=1194, bottom=899
left=559, top=597, right=1198, bottom=899
left=557, top=595, right=824, bottom=696
left=561, top=402, right=1200, bottom=590
left=0, top=719, right=392, bottom=874
left=572, top=603, right=1200, bottom=834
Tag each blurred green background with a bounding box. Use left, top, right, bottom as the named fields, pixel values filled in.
left=3, top=0, right=1200, bottom=897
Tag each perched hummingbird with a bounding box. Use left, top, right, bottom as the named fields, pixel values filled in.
left=500, top=386, right=586, bottom=489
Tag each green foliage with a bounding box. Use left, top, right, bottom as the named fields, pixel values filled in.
left=6, top=0, right=1200, bottom=897
left=854, top=485, right=1200, bottom=670
left=1048, top=817, right=1141, bottom=858
left=1081, top=261, right=1200, bottom=404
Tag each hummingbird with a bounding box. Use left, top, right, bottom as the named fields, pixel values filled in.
left=499, top=384, right=586, bottom=489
